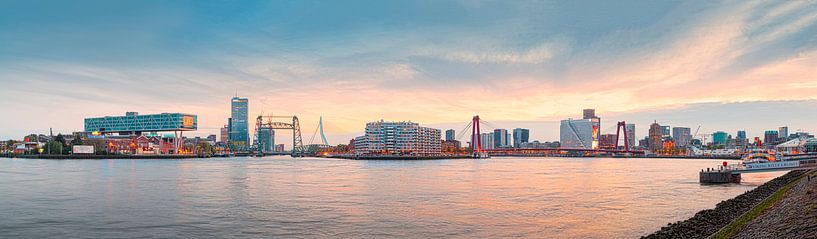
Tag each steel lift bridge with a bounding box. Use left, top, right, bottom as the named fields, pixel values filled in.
left=253, top=114, right=307, bottom=157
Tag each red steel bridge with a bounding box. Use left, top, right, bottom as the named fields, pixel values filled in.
left=457, top=115, right=645, bottom=156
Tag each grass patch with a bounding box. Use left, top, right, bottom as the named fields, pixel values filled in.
left=710, top=173, right=806, bottom=239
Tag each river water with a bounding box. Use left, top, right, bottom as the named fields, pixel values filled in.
left=0, top=157, right=783, bottom=238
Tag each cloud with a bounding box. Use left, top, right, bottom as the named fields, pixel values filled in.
left=1, top=1, right=817, bottom=146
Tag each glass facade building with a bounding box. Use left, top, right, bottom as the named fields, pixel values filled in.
left=493, top=129, right=509, bottom=148
left=560, top=119, right=598, bottom=149
left=257, top=128, right=275, bottom=153
left=84, top=112, right=197, bottom=134
left=229, top=97, right=249, bottom=148
left=513, top=128, right=529, bottom=148
left=625, top=124, right=636, bottom=149
left=713, top=131, right=729, bottom=145
left=445, top=129, right=455, bottom=141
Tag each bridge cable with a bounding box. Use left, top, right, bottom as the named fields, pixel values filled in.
left=455, top=121, right=473, bottom=142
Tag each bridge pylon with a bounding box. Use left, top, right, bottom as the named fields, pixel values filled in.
left=471, top=115, right=482, bottom=156
left=615, top=121, right=630, bottom=151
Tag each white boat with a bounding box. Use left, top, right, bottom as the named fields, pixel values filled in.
left=741, top=149, right=782, bottom=164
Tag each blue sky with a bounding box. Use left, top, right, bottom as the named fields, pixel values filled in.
left=1, top=0, right=816, bottom=145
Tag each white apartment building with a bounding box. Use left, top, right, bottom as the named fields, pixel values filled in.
left=354, top=120, right=442, bottom=156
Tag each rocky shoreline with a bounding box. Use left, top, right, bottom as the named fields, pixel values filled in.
left=733, top=170, right=817, bottom=238
left=643, top=170, right=808, bottom=239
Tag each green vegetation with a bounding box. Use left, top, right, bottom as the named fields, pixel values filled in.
left=711, top=173, right=807, bottom=239
left=43, top=141, right=64, bottom=155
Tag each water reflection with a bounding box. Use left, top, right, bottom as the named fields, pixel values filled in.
left=0, top=157, right=782, bottom=238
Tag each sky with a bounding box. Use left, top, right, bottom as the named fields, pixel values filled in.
left=1, top=0, right=816, bottom=146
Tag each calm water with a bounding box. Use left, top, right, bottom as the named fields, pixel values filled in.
left=0, top=157, right=783, bottom=238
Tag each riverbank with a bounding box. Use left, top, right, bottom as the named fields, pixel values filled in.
left=731, top=170, right=817, bottom=238
left=329, top=155, right=474, bottom=160
left=490, top=154, right=740, bottom=160
left=15, top=154, right=202, bottom=159
left=642, top=169, right=808, bottom=239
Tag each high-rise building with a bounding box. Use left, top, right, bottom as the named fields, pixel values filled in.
left=764, top=130, right=779, bottom=146
left=561, top=110, right=600, bottom=149
left=779, top=126, right=789, bottom=140
left=220, top=124, right=229, bottom=143
left=583, top=109, right=596, bottom=120
left=672, top=127, right=692, bottom=147
left=480, top=132, right=495, bottom=150
left=445, top=129, right=455, bottom=141
left=257, top=128, right=275, bottom=153
left=660, top=126, right=670, bottom=137
left=713, top=131, right=728, bottom=145
left=512, top=128, right=530, bottom=148
left=626, top=124, right=636, bottom=149
left=353, top=120, right=441, bottom=156
left=737, top=130, right=747, bottom=139
left=493, top=129, right=509, bottom=148
left=560, top=119, right=597, bottom=149
left=229, top=97, right=249, bottom=148
left=648, top=122, right=663, bottom=151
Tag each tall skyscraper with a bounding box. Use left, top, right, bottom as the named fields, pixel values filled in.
left=648, top=122, right=663, bottom=151
left=512, top=128, right=530, bottom=148
left=493, top=129, right=509, bottom=148
left=672, top=127, right=692, bottom=147
left=737, top=130, right=747, bottom=139
left=229, top=96, right=249, bottom=148
left=625, top=124, right=636, bottom=149
left=480, top=132, right=495, bottom=150
left=445, top=129, right=455, bottom=141
left=779, top=126, right=789, bottom=140
left=257, top=128, right=275, bottom=153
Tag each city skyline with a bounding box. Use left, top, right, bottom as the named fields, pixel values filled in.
left=2, top=1, right=817, bottom=144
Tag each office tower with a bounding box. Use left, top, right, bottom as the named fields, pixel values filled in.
left=445, top=129, right=455, bottom=141
left=764, top=130, right=779, bottom=145
left=713, top=131, right=728, bottom=145
left=737, top=130, right=747, bottom=139
left=220, top=124, right=229, bottom=143
left=626, top=124, right=636, bottom=149
left=649, top=122, right=663, bottom=151
left=229, top=96, right=249, bottom=148
left=512, top=128, right=530, bottom=148
left=493, top=129, right=509, bottom=148
left=779, top=126, right=789, bottom=140
left=672, top=127, right=692, bottom=147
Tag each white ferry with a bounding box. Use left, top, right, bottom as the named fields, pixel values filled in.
left=740, top=149, right=783, bottom=164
